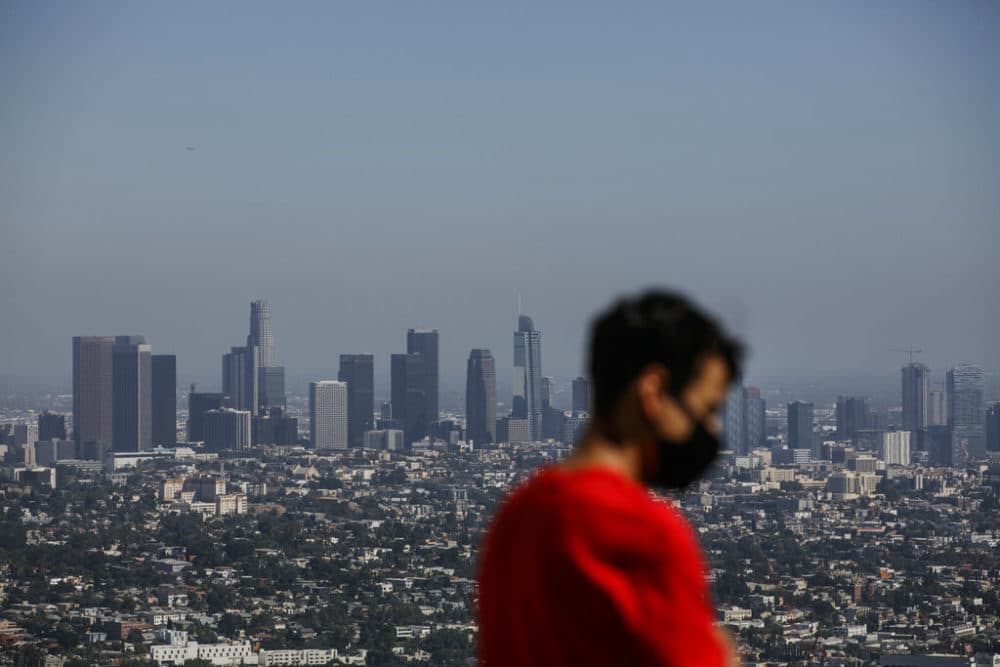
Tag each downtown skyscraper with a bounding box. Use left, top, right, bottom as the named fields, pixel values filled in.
left=112, top=336, right=152, bottom=452
left=339, top=354, right=375, bottom=449
left=466, top=349, right=497, bottom=447
left=310, top=380, right=348, bottom=451
left=513, top=315, right=542, bottom=441
left=222, top=299, right=285, bottom=418
left=947, top=364, right=985, bottom=466
left=406, top=329, right=439, bottom=427
left=836, top=395, right=870, bottom=442
left=250, top=300, right=275, bottom=368
left=223, top=346, right=257, bottom=413
left=151, top=354, right=177, bottom=446
left=788, top=400, right=815, bottom=459
left=723, top=386, right=766, bottom=455
left=72, top=336, right=114, bottom=450
left=572, top=376, right=590, bottom=414
left=901, top=362, right=930, bottom=431
left=251, top=299, right=285, bottom=412
left=391, top=352, right=427, bottom=447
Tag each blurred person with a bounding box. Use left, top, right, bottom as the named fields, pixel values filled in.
left=477, top=290, right=743, bottom=666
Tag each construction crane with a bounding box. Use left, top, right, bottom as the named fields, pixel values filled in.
left=890, top=346, right=923, bottom=366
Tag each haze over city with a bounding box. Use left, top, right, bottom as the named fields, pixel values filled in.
left=3, top=2, right=999, bottom=395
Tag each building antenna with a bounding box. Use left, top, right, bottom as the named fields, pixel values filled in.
left=517, top=291, right=522, bottom=317
left=890, top=346, right=923, bottom=366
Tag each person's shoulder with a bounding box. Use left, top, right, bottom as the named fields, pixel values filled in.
left=530, top=465, right=695, bottom=554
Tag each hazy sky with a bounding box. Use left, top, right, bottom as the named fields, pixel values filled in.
left=2, top=2, right=998, bottom=394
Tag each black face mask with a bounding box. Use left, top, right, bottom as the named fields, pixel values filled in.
left=644, top=397, right=720, bottom=491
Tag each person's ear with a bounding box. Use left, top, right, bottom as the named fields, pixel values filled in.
left=635, top=364, right=669, bottom=421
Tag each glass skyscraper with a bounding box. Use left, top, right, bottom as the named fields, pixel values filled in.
left=947, top=364, right=984, bottom=466
left=513, top=315, right=542, bottom=441
left=466, top=349, right=497, bottom=447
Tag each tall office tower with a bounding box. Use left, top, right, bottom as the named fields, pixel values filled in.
left=187, top=387, right=228, bottom=443
left=539, top=375, right=563, bottom=440
left=928, top=390, right=947, bottom=426
left=986, top=403, right=1000, bottom=453
left=259, top=366, right=286, bottom=411
left=836, top=396, right=870, bottom=442
left=249, top=299, right=284, bottom=412
left=879, top=430, right=912, bottom=466
left=223, top=345, right=259, bottom=413
left=901, top=363, right=930, bottom=431
left=38, top=411, right=67, bottom=442
left=339, top=354, right=375, bottom=449
left=540, top=376, right=553, bottom=408
left=745, top=386, right=766, bottom=451
left=203, top=408, right=251, bottom=452
left=947, top=364, right=985, bottom=466
left=788, top=401, right=815, bottom=458
left=406, top=329, right=439, bottom=426
left=723, top=386, right=746, bottom=454
left=249, top=300, right=275, bottom=368
left=391, top=353, right=427, bottom=446
left=572, top=376, right=590, bottom=414
left=73, top=336, right=114, bottom=449
left=513, top=315, right=543, bottom=441
left=151, top=354, right=177, bottom=446
left=310, top=381, right=348, bottom=450
left=466, top=349, right=497, bottom=447
left=112, top=336, right=152, bottom=452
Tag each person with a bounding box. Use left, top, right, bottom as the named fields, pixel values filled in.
left=477, top=290, right=744, bottom=667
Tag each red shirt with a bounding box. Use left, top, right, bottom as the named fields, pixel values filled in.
left=477, top=465, right=726, bottom=667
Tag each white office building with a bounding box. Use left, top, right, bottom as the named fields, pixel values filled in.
left=880, top=430, right=912, bottom=466
left=310, top=381, right=348, bottom=450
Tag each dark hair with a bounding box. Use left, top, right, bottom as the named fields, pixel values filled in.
left=587, top=290, right=744, bottom=420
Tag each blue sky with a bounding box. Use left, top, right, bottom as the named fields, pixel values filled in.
left=2, top=2, right=998, bottom=392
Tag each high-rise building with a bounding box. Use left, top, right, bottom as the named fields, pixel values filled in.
left=836, top=396, right=870, bottom=442
left=223, top=345, right=259, bottom=414
left=249, top=300, right=275, bottom=368
left=187, top=387, right=229, bottom=443
left=391, top=353, right=427, bottom=446
left=723, top=386, right=766, bottom=455
left=249, top=299, right=284, bottom=413
left=540, top=376, right=564, bottom=440
left=788, top=401, right=815, bottom=458
left=927, top=390, right=948, bottom=426
left=73, top=336, right=114, bottom=450
left=572, top=376, right=590, bottom=414
left=112, top=336, right=152, bottom=452
left=38, top=411, right=67, bottom=442
left=253, top=407, right=298, bottom=446
left=879, top=430, right=912, bottom=466
left=339, top=354, right=375, bottom=449
left=310, top=381, right=348, bottom=451
left=466, top=349, right=497, bottom=447
left=513, top=315, right=543, bottom=441
left=986, top=403, right=1000, bottom=453
left=744, top=387, right=766, bottom=451
left=406, top=329, right=439, bottom=427
left=151, top=354, right=177, bottom=446
left=947, top=364, right=985, bottom=466
left=258, top=366, right=286, bottom=411
left=723, top=387, right=746, bottom=454
left=901, top=363, right=930, bottom=431
left=203, top=408, right=252, bottom=452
